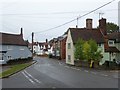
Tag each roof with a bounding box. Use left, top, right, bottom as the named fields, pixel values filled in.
left=105, top=47, right=120, bottom=52
left=69, top=28, right=105, bottom=44
left=108, top=32, right=120, bottom=43
left=0, top=32, right=27, bottom=46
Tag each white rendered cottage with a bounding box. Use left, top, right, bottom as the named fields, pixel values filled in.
left=0, top=29, right=32, bottom=64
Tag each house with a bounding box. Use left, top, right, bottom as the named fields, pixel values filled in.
left=29, top=39, right=52, bottom=55
left=66, top=18, right=120, bottom=65
left=59, top=35, right=67, bottom=60
left=0, top=28, right=32, bottom=64
left=39, top=39, right=52, bottom=55
left=49, top=35, right=67, bottom=60
left=49, top=38, right=60, bottom=58
left=107, top=32, right=120, bottom=63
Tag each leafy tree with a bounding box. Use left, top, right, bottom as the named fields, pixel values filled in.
left=74, top=38, right=85, bottom=60
left=74, top=39, right=102, bottom=68
left=83, top=41, right=91, bottom=61
left=88, top=39, right=102, bottom=68
left=88, top=39, right=101, bottom=61
left=106, top=22, right=119, bottom=33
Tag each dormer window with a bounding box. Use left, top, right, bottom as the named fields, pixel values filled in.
left=108, top=40, right=114, bottom=46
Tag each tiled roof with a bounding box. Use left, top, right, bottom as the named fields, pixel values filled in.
left=69, top=28, right=105, bottom=44
left=108, top=32, right=120, bottom=43
left=0, top=32, right=27, bottom=46
left=105, top=47, right=120, bottom=52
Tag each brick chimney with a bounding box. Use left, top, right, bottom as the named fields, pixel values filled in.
left=99, top=18, right=107, bottom=35
left=20, top=27, right=23, bottom=38
left=86, top=18, right=92, bottom=29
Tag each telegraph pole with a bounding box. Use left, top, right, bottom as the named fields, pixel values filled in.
left=32, top=32, right=34, bottom=57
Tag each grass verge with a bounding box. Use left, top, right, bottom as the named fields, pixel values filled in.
left=0, top=63, right=33, bottom=78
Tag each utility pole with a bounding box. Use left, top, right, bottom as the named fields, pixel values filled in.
left=32, top=32, right=34, bottom=57
left=76, top=15, right=80, bottom=28
left=76, top=17, right=78, bottom=28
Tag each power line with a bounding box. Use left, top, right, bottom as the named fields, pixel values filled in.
left=0, top=9, right=118, bottom=16
left=34, top=0, right=116, bottom=34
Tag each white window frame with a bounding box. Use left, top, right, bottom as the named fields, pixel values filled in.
left=68, top=43, right=71, bottom=49
left=68, top=55, right=71, bottom=62
left=108, top=40, right=114, bottom=46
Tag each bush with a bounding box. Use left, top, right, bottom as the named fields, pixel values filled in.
left=6, top=57, right=33, bottom=65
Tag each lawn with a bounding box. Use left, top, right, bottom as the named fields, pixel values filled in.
left=0, top=63, right=32, bottom=78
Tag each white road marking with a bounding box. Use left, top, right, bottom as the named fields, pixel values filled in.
left=91, top=71, right=97, bottom=75
left=76, top=69, right=81, bottom=71
left=70, top=67, right=76, bottom=70
left=84, top=70, right=89, bottom=73
left=101, top=74, right=108, bottom=77
left=58, top=62, right=63, bottom=65
left=64, top=66, right=70, bottom=68
left=22, top=72, right=35, bottom=84
left=24, top=70, right=41, bottom=84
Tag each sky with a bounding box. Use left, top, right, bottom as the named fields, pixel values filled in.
left=0, top=0, right=119, bottom=42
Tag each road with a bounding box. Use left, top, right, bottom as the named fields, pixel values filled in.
left=2, top=57, right=119, bottom=88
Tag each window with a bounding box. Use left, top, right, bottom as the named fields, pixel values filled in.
left=108, top=40, right=114, bottom=46
left=7, top=56, right=11, bottom=60
left=0, top=53, right=3, bottom=60
left=68, top=43, right=71, bottom=49
left=68, top=55, right=71, bottom=62
left=98, top=44, right=101, bottom=47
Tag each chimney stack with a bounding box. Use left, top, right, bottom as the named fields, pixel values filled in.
left=99, top=18, right=107, bottom=35
left=46, top=39, right=48, bottom=43
left=20, top=27, right=23, bottom=37
left=86, top=18, right=92, bottom=29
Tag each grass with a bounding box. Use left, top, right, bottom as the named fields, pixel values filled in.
left=0, top=63, right=32, bottom=78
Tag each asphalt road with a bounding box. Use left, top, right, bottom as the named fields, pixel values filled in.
left=1, top=57, right=119, bottom=88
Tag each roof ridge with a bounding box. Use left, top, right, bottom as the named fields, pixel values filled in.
left=0, top=32, right=21, bottom=36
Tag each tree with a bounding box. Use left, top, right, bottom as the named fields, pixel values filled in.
left=83, top=41, right=91, bottom=61
left=88, top=39, right=102, bottom=68
left=106, top=22, right=119, bottom=33
left=74, top=39, right=102, bottom=68
left=74, top=38, right=85, bottom=60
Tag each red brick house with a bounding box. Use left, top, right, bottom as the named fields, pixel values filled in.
left=60, top=35, right=67, bottom=60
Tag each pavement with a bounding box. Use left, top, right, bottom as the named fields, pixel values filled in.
left=1, top=56, right=119, bottom=88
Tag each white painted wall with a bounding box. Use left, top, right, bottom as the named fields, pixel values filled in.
left=0, top=45, right=32, bottom=63
left=66, top=30, right=74, bottom=65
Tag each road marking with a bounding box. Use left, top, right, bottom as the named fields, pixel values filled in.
left=24, top=70, right=41, bottom=84
left=58, top=62, right=63, bottom=65
left=70, top=67, right=76, bottom=70
left=91, top=71, right=97, bottom=75
left=101, top=74, right=108, bottom=77
left=22, top=72, right=35, bottom=84
left=110, top=71, right=119, bottom=73
left=84, top=70, right=89, bottom=73
left=64, top=66, right=70, bottom=68
left=76, top=68, right=81, bottom=71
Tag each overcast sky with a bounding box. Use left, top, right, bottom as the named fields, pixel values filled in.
left=0, top=0, right=119, bottom=42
